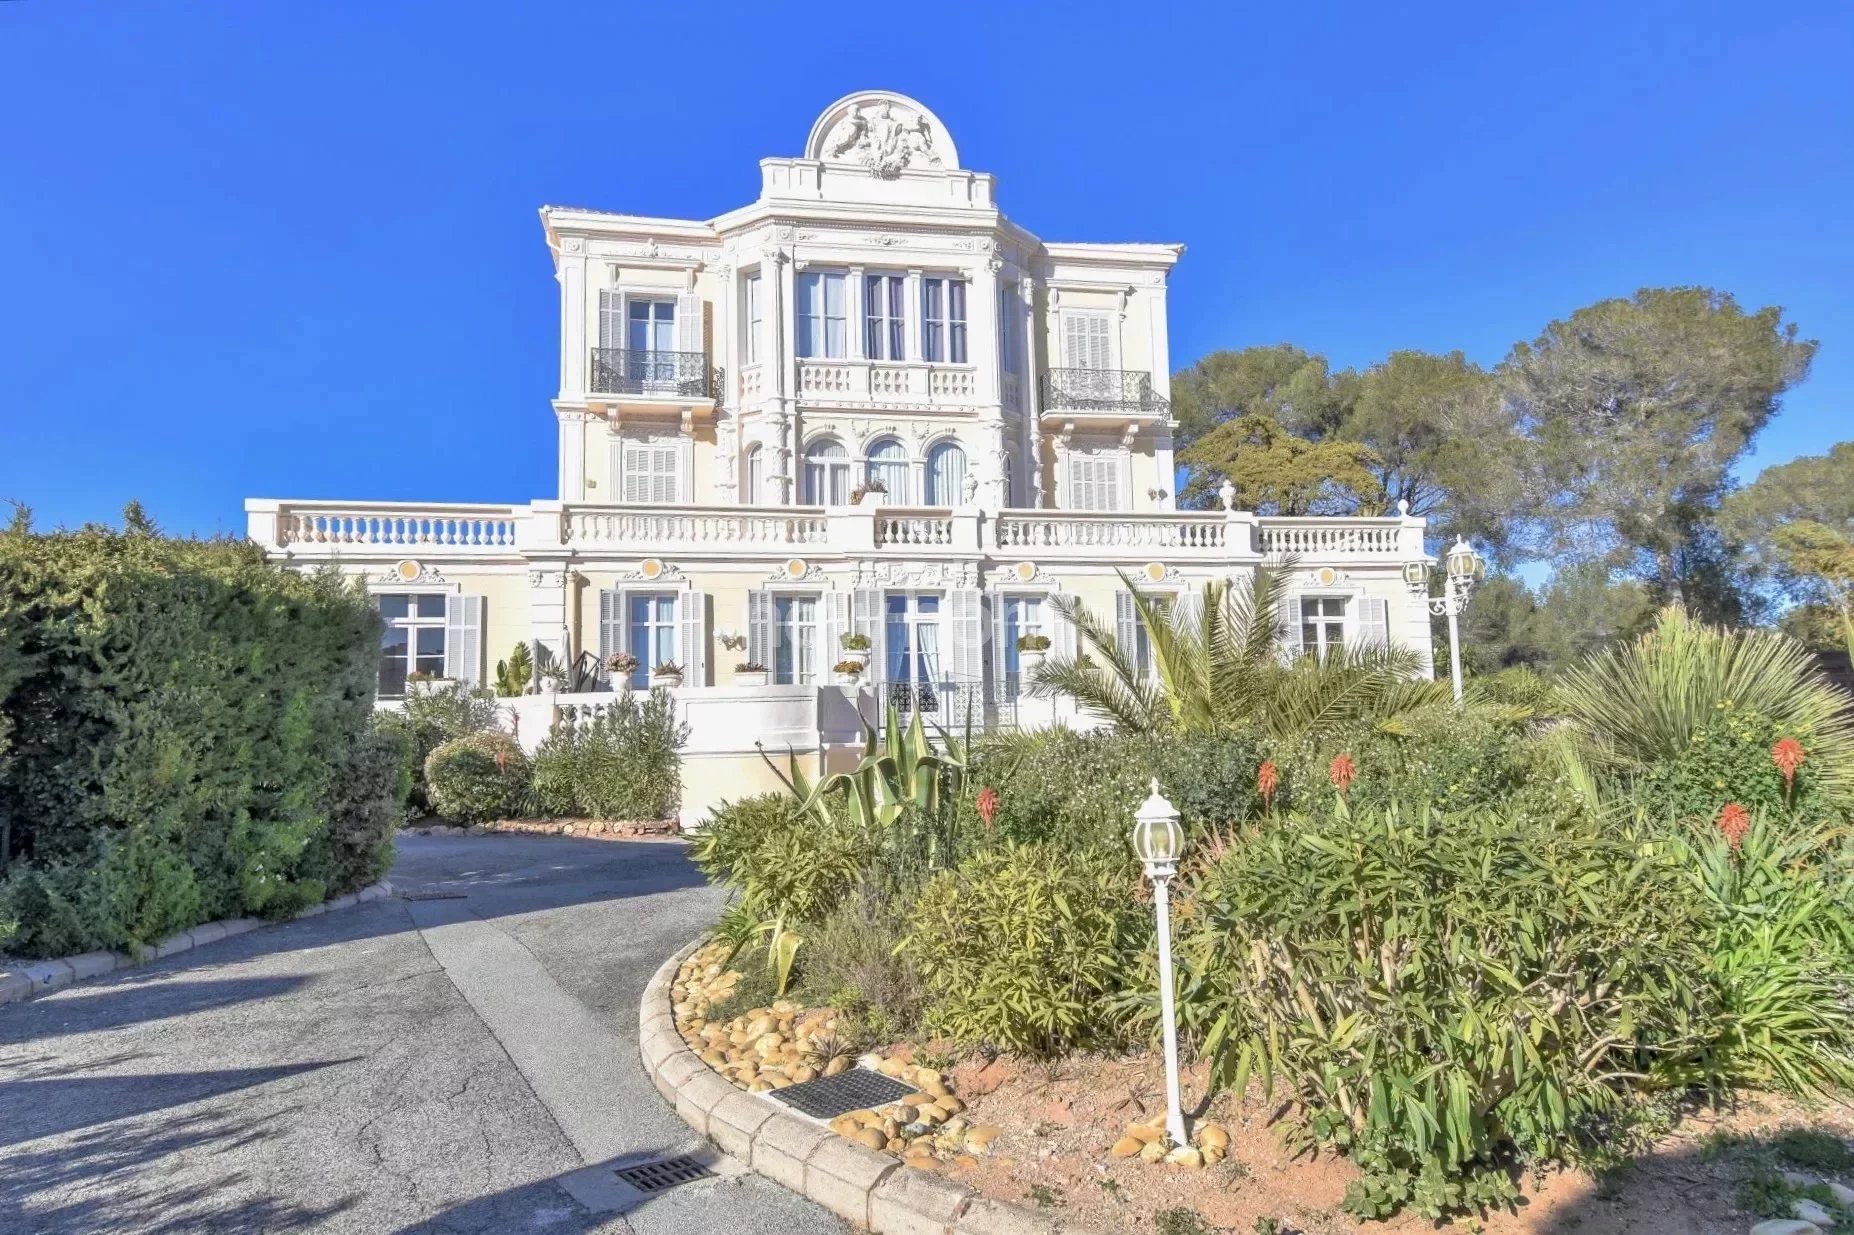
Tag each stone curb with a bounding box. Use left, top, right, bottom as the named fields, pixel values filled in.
left=0, top=880, right=394, bottom=1009
left=640, top=937, right=1106, bottom=1235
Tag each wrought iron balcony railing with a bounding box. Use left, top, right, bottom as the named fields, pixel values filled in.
left=1040, top=367, right=1169, bottom=415
left=590, top=348, right=712, bottom=398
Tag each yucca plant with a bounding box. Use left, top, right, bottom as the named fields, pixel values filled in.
left=1034, top=567, right=1451, bottom=742
left=1553, top=606, right=1854, bottom=810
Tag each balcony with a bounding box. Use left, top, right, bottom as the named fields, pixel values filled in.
left=1040, top=368, right=1169, bottom=418
left=250, top=500, right=1424, bottom=569
left=589, top=348, right=711, bottom=399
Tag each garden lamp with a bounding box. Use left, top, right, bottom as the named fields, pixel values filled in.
left=1404, top=536, right=1482, bottom=705
left=1132, top=779, right=1190, bottom=1148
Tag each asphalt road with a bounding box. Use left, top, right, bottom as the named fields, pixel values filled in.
left=0, top=834, right=847, bottom=1235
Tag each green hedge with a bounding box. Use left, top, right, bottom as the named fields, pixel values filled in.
left=425, top=731, right=529, bottom=823
left=0, top=514, right=402, bottom=956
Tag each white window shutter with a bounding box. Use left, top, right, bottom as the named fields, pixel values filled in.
left=950, top=589, right=984, bottom=697
left=675, top=292, right=703, bottom=356
left=598, top=289, right=622, bottom=350
left=1176, top=590, right=1203, bottom=640
left=990, top=594, right=1008, bottom=702
left=824, top=590, right=852, bottom=665
left=1282, top=595, right=1304, bottom=662
left=1115, top=591, right=1138, bottom=661
left=1054, top=595, right=1078, bottom=659
left=853, top=588, right=885, bottom=675
left=1359, top=595, right=1390, bottom=650
left=444, top=594, right=484, bottom=686
left=747, top=590, right=772, bottom=671
left=599, top=588, right=624, bottom=663
left=679, top=590, right=707, bottom=685
left=1061, top=314, right=1084, bottom=367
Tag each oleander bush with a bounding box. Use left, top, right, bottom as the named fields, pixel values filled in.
left=527, top=690, right=687, bottom=821
left=0, top=510, right=396, bottom=956
left=424, top=731, right=529, bottom=824
left=905, top=843, right=1143, bottom=1056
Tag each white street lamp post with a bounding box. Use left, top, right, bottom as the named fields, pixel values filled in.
left=1403, top=536, right=1483, bottom=703
left=1131, top=778, right=1189, bottom=1148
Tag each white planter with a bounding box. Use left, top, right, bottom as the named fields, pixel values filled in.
left=735, top=670, right=769, bottom=686
left=840, top=647, right=870, bottom=670
left=1019, top=650, right=1047, bottom=678
left=835, top=671, right=861, bottom=687
left=650, top=673, right=684, bottom=689
left=855, top=490, right=887, bottom=508
left=406, top=677, right=456, bottom=697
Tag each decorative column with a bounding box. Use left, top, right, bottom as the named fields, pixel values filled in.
left=557, top=244, right=589, bottom=398
left=973, top=253, right=1006, bottom=510
left=556, top=409, right=591, bottom=502
left=765, top=246, right=793, bottom=503
left=1021, top=276, right=1046, bottom=508
left=714, top=259, right=738, bottom=504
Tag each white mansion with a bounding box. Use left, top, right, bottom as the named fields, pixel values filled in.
left=246, top=91, right=1435, bottom=822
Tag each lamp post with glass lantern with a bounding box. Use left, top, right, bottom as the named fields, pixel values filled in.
left=1132, top=778, right=1190, bottom=1148
left=1403, top=536, right=1483, bottom=703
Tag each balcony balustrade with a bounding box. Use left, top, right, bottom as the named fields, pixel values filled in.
left=590, top=348, right=712, bottom=399
left=1040, top=368, right=1169, bottom=417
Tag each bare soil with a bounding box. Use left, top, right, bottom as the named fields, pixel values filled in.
left=903, top=1046, right=1854, bottom=1235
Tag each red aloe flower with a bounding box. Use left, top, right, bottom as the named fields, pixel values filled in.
left=1257, top=760, right=1279, bottom=810
left=1329, top=754, right=1357, bottom=797
left=1718, top=801, right=1751, bottom=852
left=976, top=786, right=1000, bottom=829
left=1771, top=737, right=1806, bottom=788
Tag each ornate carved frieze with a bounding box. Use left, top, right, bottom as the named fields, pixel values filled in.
left=818, top=100, right=945, bottom=178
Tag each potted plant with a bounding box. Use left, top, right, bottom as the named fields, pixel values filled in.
left=537, top=665, right=567, bottom=697
left=839, top=631, right=871, bottom=670
left=604, top=650, right=638, bottom=689
left=735, top=661, right=769, bottom=686
left=404, top=669, right=455, bottom=697
left=832, top=658, right=864, bottom=687
left=1016, top=632, right=1052, bottom=677
left=651, top=661, right=685, bottom=688
left=849, top=478, right=887, bottom=507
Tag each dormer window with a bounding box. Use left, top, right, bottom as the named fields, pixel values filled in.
left=922, top=276, right=967, bottom=363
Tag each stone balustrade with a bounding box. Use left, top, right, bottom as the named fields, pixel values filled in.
left=249, top=498, right=1426, bottom=566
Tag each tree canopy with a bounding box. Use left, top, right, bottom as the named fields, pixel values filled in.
left=1721, top=441, right=1854, bottom=654
left=1178, top=412, right=1382, bottom=515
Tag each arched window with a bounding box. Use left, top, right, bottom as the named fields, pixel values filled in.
left=925, top=441, right=968, bottom=507
left=865, top=437, right=911, bottom=504
left=803, top=438, right=851, bottom=506
left=744, top=443, right=764, bottom=505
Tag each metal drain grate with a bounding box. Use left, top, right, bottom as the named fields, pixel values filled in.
left=614, top=1155, right=713, bottom=1193
left=772, top=1067, right=916, bottom=1120
left=400, top=890, right=468, bottom=901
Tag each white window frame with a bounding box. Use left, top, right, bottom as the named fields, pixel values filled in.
left=623, top=590, right=680, bottom=686
left=1298, top=593, right=1350, bottom=663
left=744, top=441, right=764, bottom=505
left=996, top=592, right=1047, bottom=700
left=921, top=275, right=968, bottom=363
left=744, top=272, right=763, bottom=366
left=772, top=592, right=822, bottom=686
left=803, top=436, right=853, bottom=505
left=796, top=270, right=848, bottom=359
left=373, top=585, right=460, bottom=697
left=864, top=271, right=907, bottom=361
left=924, top=438, right=968, bottom=507
left=865, top=436, right=913, bottom=505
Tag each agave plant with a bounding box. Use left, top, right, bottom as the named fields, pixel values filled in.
left=1553, top=606, right=1854, bottom=806
left=1033, top=566, right=1451, bottom=742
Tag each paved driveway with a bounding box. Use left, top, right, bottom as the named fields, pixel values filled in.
left=0, top=834, right=846, bottom=1235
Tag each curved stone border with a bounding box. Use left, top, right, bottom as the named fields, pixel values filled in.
left=0, top=879, right=394, bottom=1008
left=640, top=939, right=1107, bottom=1235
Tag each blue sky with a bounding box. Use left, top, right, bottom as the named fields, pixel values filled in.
left=2, top=0, right=1850, bottom=537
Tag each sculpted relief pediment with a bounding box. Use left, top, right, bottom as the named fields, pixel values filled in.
left=804, top=91, right=959, bottom=179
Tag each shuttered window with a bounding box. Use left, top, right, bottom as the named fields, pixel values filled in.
left=1061, top=310, right=1113, bottom=369
left=1067, top=452, right=1123, bottom=511
left=620, top=432, right=682, bottom=504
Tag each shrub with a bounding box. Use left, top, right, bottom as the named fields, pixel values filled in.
left=793, top=881, right=926, bottom=1042
left=301, top=725, right=409, bottom=893
left=0, top=513, right=391, bottom=955
left=1177, top=800, right=1712, bottom=1219
left=905, top=843, right=1142, bottom=1055
left=385, top=682, right=504, bottom=817
left=425, top=731, right=528, bottom=823
left=528, top=690, right=686, bottom=820
left=691, top=794, right=869, bottom=926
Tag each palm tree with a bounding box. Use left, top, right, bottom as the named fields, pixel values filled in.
left=1033, top=566, right=1449, bottom=742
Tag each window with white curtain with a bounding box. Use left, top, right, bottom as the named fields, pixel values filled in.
left=744, top=443, right=764, bottom=505
left=866, top=437, right=911, bottom=503
left=925, top=440, right=967, bottom=506
left=803, top=439, right=852, bottom=505
left=864, top=273, right=906, bottom=360
left=922, top=276, right=967, bottom=363
left=744, top=274, right=762, bottom=365
left=774, top=594, right=820, bottom=685
left=796, top=272, right=846, bottom=358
